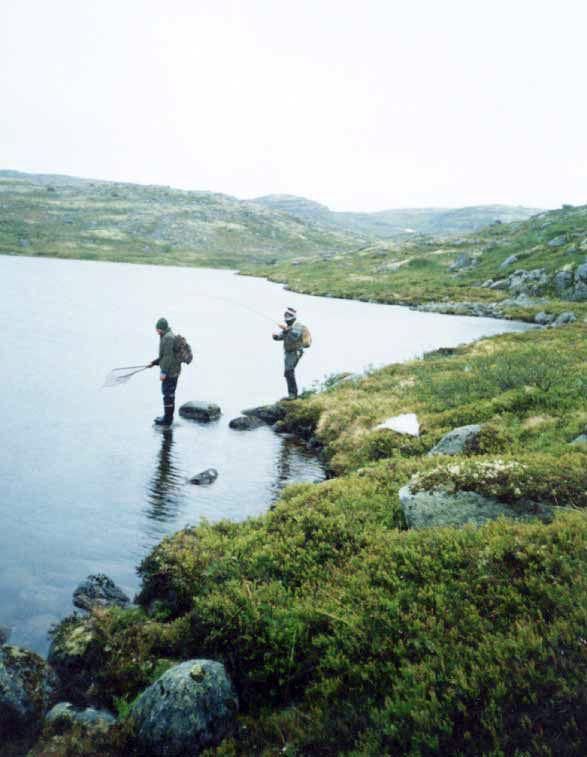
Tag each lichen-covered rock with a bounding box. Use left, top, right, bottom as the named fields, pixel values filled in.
left=427, top=425, right=482, bottom=457
left=554, top=270, right=573, bottom=293
left=0, top=645, right=58, bottom=739
left=131, top=659, right=238, bottom=756
left=73, top=574, right=130, bottom=612
left=399, top=484, right=558, bottom=530
left=46, top=701, right=116, bottom=728
left=534, top=311, right=555, bottom=325
left=179, top=401, right=222, bottom=422
left=47, top=618, right=102, bottom=705
left=553, top=311, right=577, bottom=327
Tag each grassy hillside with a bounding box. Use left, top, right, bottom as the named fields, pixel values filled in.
left=247, top=203, right=587, bottom=322
left=0, top=171, right=362, bottom=267
left=253, top=193, right=542, bottom=239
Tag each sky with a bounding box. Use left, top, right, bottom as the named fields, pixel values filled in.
left=1, top=0, right=586, bottom=212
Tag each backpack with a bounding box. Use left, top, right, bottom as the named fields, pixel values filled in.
left=301, top=324, right=312, bottom=349
left=174, top=334, right=194, bottom=364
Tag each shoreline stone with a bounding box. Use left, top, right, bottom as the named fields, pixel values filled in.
left=179, top=401, right=222, bottom=422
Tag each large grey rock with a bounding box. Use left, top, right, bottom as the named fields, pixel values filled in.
left=131, top=660, right=238, bottom=757
left=499, top=254, right=519, bottom=270
left=179, top=401, right=221, bottom=422
left=229, top=415, right=264, bottom=430
left=399, top=484, right=560, bottom=530
left=534, top=311, right=555, bottom=325
left=489, top=278, right=510, bottom=290
left=554, top=270, right=573, bottom=292
left=548, top=236, right=566, bottom=247
left=427, top=425, right=482, bottom=457
left=553, top=312, right=576, bottom=327
left=0, top=645, right=58, bottom=739
left=507, top=268, right=549, bottom=295
left=73, top=574, right=130, bottom=612
left=242, top=403, right=287, bottom=424
left=47, top=618, right=101, bottom=705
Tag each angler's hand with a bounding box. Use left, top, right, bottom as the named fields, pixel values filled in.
left=160, top=372, right=167, bottom=381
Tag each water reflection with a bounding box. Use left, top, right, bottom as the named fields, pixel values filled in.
left=271, top=435, right=326, bottom=501
left=145, top=429, right=186, bottom=524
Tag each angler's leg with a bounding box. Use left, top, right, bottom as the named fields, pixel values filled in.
left=155, top=377, right=178, bottom=426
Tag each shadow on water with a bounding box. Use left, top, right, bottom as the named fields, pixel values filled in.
left=145, top=429, right=186, bottom=525
left=271, top=435, right=326, bottom=502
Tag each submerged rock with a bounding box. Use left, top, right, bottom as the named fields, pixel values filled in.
left=229, top=415, right=264, bottom=430
left=399, top=484, right=560, bottom=530
left=179, top=401, right=222, bottom=422
left=190, top=468, right=219, bottom=485
left=131, top=659, right=238, bottom=757
left=427, top=425, right=482, bottom=457
left=73, top=574, right=130, bottom=612
left=0, top=645, right=58, bottom=739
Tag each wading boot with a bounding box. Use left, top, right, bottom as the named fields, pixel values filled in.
left=154, top=402, right=174, bottom=427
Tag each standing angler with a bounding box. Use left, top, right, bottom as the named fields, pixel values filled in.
left=149, top=317, right=181, bottom=426
left=272, top=307, right=311, bottom=400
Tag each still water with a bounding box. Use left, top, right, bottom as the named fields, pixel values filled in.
left=0, top=256, right=532, bottom=654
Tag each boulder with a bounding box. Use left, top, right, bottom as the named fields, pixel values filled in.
left=375, top=413, right=420, bottom=437
left=131, top=660, right=238, bottom=757
left=554, top=270, right=573, bottom=293
left=507, top=268, right=549, bottom=295
left=534, top=311, right=555, bottom=326
left=0, top=624, right=11, bottom=645
left=47, top=618, right=101, bottom=705
left=179, top=401, right=221, bottom=422
left=427, top=425, right=482, bottom=457
left=553, top=312, right=576, bottom=327
left=499, top=254, right=519, bottom=270
left=0, top=645, right=58, bottom=739
left=190, top=468, right=218, bottom=485
left=73, top=574, right=130, bottom=612
left=229, top=415, right=264, bottom=430
left=242, top=403, right=287, bottom=425
left=489, top=278, right=510, bottom=290
left=548, top=236, right=566, bottom=247
left=46, top=701, right=116, bottom=728
left=399, top=484, right=559, bottom=530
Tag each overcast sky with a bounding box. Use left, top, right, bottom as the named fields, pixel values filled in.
left=2, top=0, right=586, bottom=212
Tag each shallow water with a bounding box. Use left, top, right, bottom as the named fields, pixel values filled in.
left=0, top=256, right=532, bottom=654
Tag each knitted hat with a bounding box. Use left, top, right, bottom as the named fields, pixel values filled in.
left=284, top=307, right=297, bottom=321
left=156, top=317, right=169, bottom=330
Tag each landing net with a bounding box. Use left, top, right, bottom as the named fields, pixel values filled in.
left=102, top=365, right=150, bottom=388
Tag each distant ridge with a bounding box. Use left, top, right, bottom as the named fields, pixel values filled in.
left=251, top=193, right=544, bottom=238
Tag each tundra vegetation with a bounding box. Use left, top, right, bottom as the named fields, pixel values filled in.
left=6, top=175, right=587, bottom=753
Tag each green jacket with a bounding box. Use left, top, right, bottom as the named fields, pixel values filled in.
left=156, top=329, right=181, bottom=378
left=274, top=321, right=306, bottom=352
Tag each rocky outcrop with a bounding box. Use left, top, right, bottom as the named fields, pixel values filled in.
left=47, top=618, right=101, bottom=705
left=73, top=575, right=130, bottom=612
left=399, top=483, right=559, bottom=530
left=427, top=425, right=482, bottom=457
left=131, top=660, right=238, bottom=757
left=499, top=254, right=519, bottom=269
left=179, top=401, right=222, bottom=422
left=412, top=302, right=503, bottom=318
left=0, top=645, right=58, bottom=739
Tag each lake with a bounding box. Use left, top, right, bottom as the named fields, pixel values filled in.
left=0, top=255, right=533, bottom=655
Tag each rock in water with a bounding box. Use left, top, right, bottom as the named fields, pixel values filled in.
left=0, top=645, right=58, bottom=739
left=190, top=468, right=219, bottom=485
left=229, top=415, right=264, bottom=430
left=73, top=574, right=130, bottom=612
left=242, top=403, right=287, bottom=424
left=131, top=660, right=238, bottom=757
left=179, top=401, right=221, bottom=422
